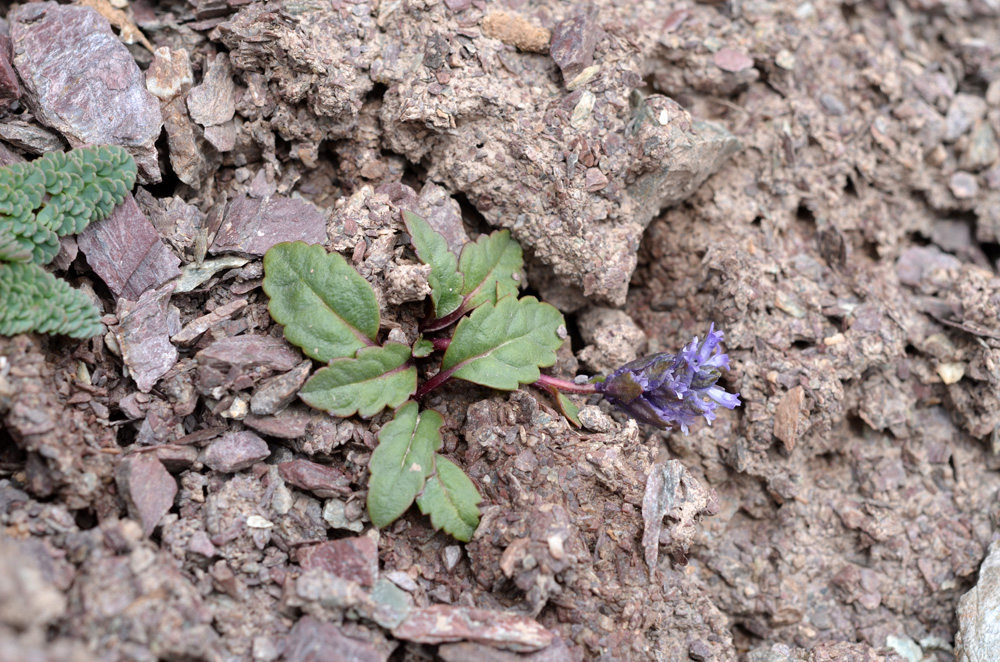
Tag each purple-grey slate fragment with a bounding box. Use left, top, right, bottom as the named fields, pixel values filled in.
left=250, top=359, right=312, bottom=415
left=297, top=537, right=378, bottom=586
left=284, top=617, right=384, bottom=662
left=278, top=459, right=351, bottom=498
left=9, top=2, right=163, bottom=183
left=199, top=430, right=270, bottom=473
left=115, top=284, right=179, bottom=393
left=187, top=52, right=237, bottom=127
left=0, top=35, right=21, bottom=110
left=416, top=181, right=470, bottom=256
left=115, top=452, right=177, bottom=537
left=549, top=8, right=602, bottom=82
left=209, top=194, right=327, bottom=257
left=77, top=194, right=181, bottom=301
left=392, top=605, right=555, bottom=652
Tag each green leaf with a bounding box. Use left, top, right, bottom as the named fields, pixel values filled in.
left=367, top=402, right=443, bottom=529
left=299, top=342, right=416, bottom=418
left=412, top=336, right=434, bottom=358
left=416, top=456, right=482, bottom=542
left=403, top=210, right=464, bottom=318
left=262, top=242, right=380, bottom=362
left=442, top=296, right=564, bottom=390
left=0, top=261, right=102, bottom=338
left=458, top=229, right=523, bottom=309
left=555, top=391, right=581, bottom=427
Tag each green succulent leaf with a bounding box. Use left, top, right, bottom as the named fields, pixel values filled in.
left=0, top=145, right=137, bottom=265
left=367, top=402, right=443, bottom=529
left=416, top=456, right=482, bottom=542
left=0, top=261, right=102, bottom=338
left=441, top=296, right=565, bottom=390
left=299, top=342, right=417, bottom=418
left=262, top=241, right=380, bottom=362
left=458, top=229, right=522, bottom=309
left=554, top=390, right=581, bottom=427
left=402, top=210, right=464, bottom=318
left=412, top=336, right=434, bottom=358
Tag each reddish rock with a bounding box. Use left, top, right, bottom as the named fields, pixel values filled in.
left=187, top=52, right=237, bottom=127
left=200, top=431, right=270, bottom=473
left=195, top=335, right=302, bottom=394
left=392, top=605, right=555, bottom=652
left=550, top=8, right=602, bottom=82
left=297, top=537, right=377, bottom=586
left=209, top=194, right=327, bottom=257
left=284, top=617, right=383, bottom=662
left=115, top=285, right=179, bottom=393
left=115, top=453, right=177, bottom=537
left=278, top=459, right=351, bottom=498
left=0, top=36, right=21, bottom=110
left=76, top=194, right=181, bottom=301
left=10, top=2, right=163, bottom=182
left=713, top=47, right=754, bottom=73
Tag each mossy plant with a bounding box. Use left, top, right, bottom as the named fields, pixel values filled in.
left=0, top=145, right=138, bottom=338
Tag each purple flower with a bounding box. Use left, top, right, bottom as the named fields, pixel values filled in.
left=595, top=323, right=741, bottom=433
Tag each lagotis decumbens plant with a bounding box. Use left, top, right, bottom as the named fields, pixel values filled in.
left=0, top=145, right=138, bottom=338
left=262, top=211, right=740, bottom=541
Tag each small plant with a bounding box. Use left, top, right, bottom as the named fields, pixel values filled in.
left=262, top=211, right=741, bottom=542
left=0, top=145, right=138, bottom=338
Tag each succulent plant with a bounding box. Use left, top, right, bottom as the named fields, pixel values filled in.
left=0, top=145, right=137, bottom=339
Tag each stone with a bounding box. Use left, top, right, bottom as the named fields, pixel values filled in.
left=945, top=93, right=988, bottom=142
left=161, top=94, right=220, bottom=189
left=950, top=171, right=980, bottom=199
left=576, top=307, right=645, bottom=374
left=283, top=617, right=383, bottom=662
left=392, top=605, right=555, bottom=652
left=713, top=47, right=755, bottom=73
left=114, top=285, right=179, bottom=392
left=115, top=453, right=177, bottom=537
left=416, top=181, right=469, bottom=256
left=773, top=386, right=805, bottom=452
left=209, top=194, right=327, bottom=257
left=250, top=360, right=312, bottom=415
left=200, top=431, right=270, bottom=473
left=146, top=47, right=193, bottom=101
left=550, top=7, right=602, bottom=82
left=170, top=299, right=248, bottom=347
left=297, top=537, right=378, bottom=587
left=0, top=36, right=21, bottom=111
left=186, top=52, right=237, bottom=127
left=277, top=459, right=351, bottom=498
left=956, top=540, right=1000, bottom=662
left=10, top=2, right=162, bottom=182
left=195, top=335, right=302, bottom=395
left=642, top=460, right=718, bottom=573
left=76, top=194, right=181, bottom=301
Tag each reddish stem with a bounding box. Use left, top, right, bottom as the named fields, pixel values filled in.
left=415, top=366, right=458, bottom=399
left=533, top=374, right=599, bottom=395
left=431, top=337, right=451, bottom=352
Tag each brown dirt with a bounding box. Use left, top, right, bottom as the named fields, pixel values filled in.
left=3, top=0, right=1000, bottom=661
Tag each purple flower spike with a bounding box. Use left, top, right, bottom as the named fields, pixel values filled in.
left=595, top=323, right=741, bottom=434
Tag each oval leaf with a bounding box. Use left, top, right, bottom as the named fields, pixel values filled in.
left=412, top=336, right=434, bottom=358
left=555, top=391, right=581, bottom=427
left=441, top=296, right=564, bottom=390
left=403, top=210, right=464, bottom=318
left=263, top=242, right=379, bottom=362
left=367, top=402, right=444, bottom=529
left=416, top=456, right=482, bottom=542
left=458, top=229, right=523, bottom=309
left=299, top=342, right=417, bottom=418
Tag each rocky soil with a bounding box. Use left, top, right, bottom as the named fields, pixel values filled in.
left=3, top=0, right=1000, bottom=661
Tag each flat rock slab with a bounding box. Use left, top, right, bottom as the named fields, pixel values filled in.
left=199, top=431, right=270, bottom=473
left=278, top=459, right=351, bottom=498
left=115, top=285, right=178, bottom=393
left=209, top=194, right=327, bottom=257
left=115, top=453, right=177, bottom=537
left=956, top=540, right=1000, bottom=661
left=392, top=605, right=555, bottom=653
left=284, top=617, right=384, bottom=662
left=10, top=2, right=162, bottom=182
left=77, top=194, right=181, bottom=301
left=297, top=537, right=377, bottom=587
left=195, top=335, right=302, bottom=394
